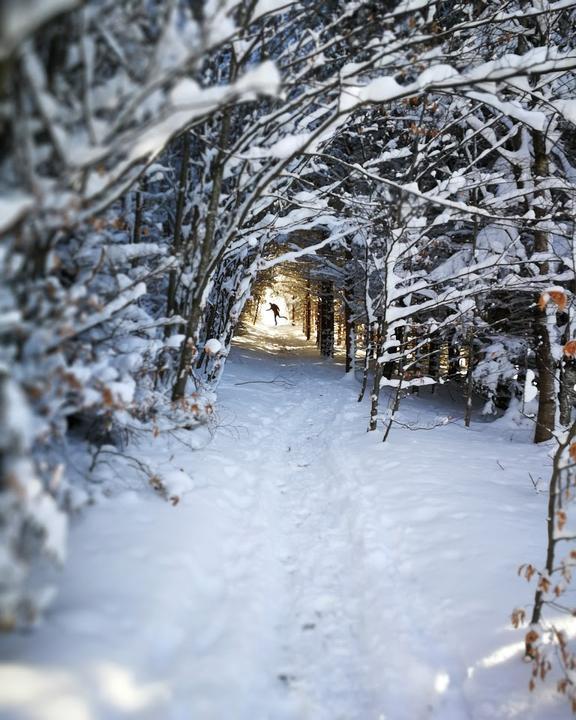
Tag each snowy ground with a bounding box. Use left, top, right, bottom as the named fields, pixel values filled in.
left=0, top=322, right=571, bottom=720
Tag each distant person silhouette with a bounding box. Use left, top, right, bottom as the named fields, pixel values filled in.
left=266, top=302, right=287, bottom=325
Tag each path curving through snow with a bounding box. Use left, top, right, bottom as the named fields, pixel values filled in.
left=0, top=324, right=567, bottom=720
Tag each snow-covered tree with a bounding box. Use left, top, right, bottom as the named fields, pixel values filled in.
left=2, top=0, right=576, bottom=655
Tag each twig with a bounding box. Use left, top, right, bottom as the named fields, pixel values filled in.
left=234, top=375, right=295, bottom=387
left=390, top=416, right=460, bottom=431
left=529, top=472, right=544, bottom=493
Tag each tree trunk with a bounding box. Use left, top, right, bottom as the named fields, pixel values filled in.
left=166, top=133, right=191, bottom=326
left=428, top=336, right=441, bottom=384
left=382, top=375, right=403, bottom=443
left=132, top=189, right=144, bottom=245
left=532, top=129, right=555, bottom=443
left=368, top=321, right=385, bottom=431
left=559, top=285, right=576, bottom=426
left=172, top=111, right=232, bottom=402
left=368, top=361, right=383, bottom=432
left=344, top=245, right=355, bottom=373
left=358, top=323, right=374, bottom=403
left=534, top=306, right=556, bottom=442
left=345, top=314, right=356, bottom=374
left=559, top=359, right=576, bottom=427
left=464, top=329, right=475, bottom=428
left=448, top=329, right=460, bottom=380
left=252, top=295, right=261, bottom=324
left=527, top=420, right=576, bottom=655
left=305, top=278, right=312, bottom=341
left=319, top=280, right=334, bottom=357
left=382, top=326, right=408, bottom=441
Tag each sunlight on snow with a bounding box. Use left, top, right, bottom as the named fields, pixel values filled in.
left=468, top=614, right=576, bottom=676
left=473, top=640, right=526, bottom=671
left=434, top=671, right=450, bottom=693
left=234, top=321, right=320, bottom=357
left=0, top=661, right=168, bottom=719
left=93, top=662, right=169, bottom=712
left=0, top=664, right=92, bottom=720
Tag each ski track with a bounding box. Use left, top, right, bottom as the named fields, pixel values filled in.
left=226, top=355, right=468, bottom=720
left=0, top=324, right=563, bottom=720
left=211, top=336, right=472, bottom=720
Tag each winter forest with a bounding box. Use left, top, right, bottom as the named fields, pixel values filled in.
left=2, top=0, right=576, bottom=718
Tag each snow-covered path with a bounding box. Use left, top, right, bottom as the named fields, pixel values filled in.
left=0, top=324, right=570, bottom=720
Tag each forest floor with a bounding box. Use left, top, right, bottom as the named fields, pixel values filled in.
left=0, top=322, right=571, bottom=720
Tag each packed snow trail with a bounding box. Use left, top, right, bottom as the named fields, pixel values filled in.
left=0, top=324, right=570, bottom=720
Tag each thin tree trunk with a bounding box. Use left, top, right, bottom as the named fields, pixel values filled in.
left=532, top=129, right=555, bottom=443
left=382, top=330, right=408, bottom=441
left=305, top=278, right=312, bottom=340
left=345, top=316, right=356, bottom=374
left=464, top=329, right=475, bottom=428
left=368, top=321, right=385, bottom=431
left=534, top=308, right=556, bottom=442
left=252, top=295, right=261, bottom=324
left=559, top=359, right=576, bottom=427
left=344, top=244, right=355, bottom=373
left=132, top=189, right=143, bottom=245
left=428, top=335, right=441, bottom=386
left=527, top=420, right=576, bottom=657
left=464, top=201, right=479, bottom=425
left=368, top=361, right=383, bottom=431
left=166, top=133, right=191, bottom=327
left=358, top=323, right=374, bottom=403
left=382, top=374, right=404, bottom=443
left=448, top=329, right=460, bottom=380
left=319, top=280, right=334, bottom=357
left=559, top=282, right=576, bottom=426
left=172, top=111, right=232, bottom=402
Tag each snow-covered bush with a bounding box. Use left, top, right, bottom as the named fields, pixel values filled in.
left=473, top=338, right=528, bottom=415
left=0, top=371, right=67, bottom=629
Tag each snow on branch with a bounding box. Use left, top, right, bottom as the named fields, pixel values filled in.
left=340, top=47, right=576, bottom=131
left=0, top=0, right=80, bottom=59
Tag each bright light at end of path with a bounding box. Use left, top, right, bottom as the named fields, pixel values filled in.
left=434, top=671, right=450, bottom=694
left=257, top=288, right=290, bottom=328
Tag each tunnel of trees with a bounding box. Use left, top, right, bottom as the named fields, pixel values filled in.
left=2, top=0, right=576, bottom=708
